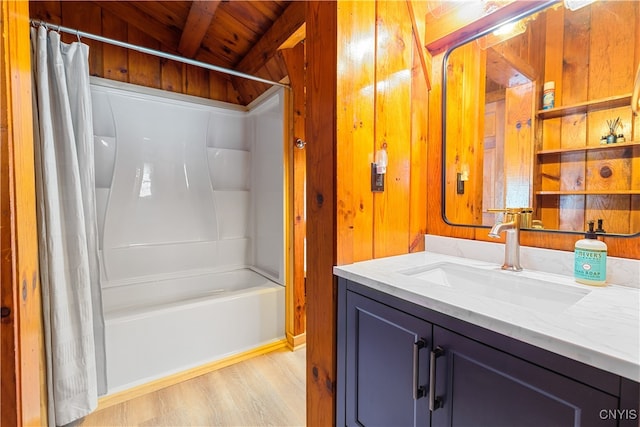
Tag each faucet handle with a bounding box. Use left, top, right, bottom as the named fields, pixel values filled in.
left=488, top=208, right=529, bottom=227
left=487, top=208, right=526, bottom=214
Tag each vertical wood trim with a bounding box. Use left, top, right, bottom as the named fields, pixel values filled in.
left=281, top=43, right=306, bottom=340
left=1, top=1, right=45, bottom=425
left=0, top=4, right=18, bottom=425
left=305, top=1, right=337, bottom=425
left=282, top=86, right=296, bottom=349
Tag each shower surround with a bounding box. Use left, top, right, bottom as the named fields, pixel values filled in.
left=90, top=78, right=285, bottom=393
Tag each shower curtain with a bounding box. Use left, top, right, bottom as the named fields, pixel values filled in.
left=31, top=26, right=107, bottom=426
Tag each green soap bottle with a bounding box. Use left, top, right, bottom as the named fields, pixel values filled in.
left=574, top=221, right=607, bottom=286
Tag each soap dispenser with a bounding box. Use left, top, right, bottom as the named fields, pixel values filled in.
left=574, top=221, right=607, bottom=286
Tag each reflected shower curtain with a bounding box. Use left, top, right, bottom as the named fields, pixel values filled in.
left=31, top=26, right=107, bottom=426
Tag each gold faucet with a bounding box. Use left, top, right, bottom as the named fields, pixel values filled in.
left=488, top=208, right=524, bottom=271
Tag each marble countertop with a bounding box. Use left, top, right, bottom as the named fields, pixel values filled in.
left=334, top=251, right=640, bottom=382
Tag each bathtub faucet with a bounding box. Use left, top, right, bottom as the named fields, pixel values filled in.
left=487, top=208, right=523, bottom=272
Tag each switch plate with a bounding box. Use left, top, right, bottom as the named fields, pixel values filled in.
left=456, top=172, right=465, bottom=194
left=371, top=163, right=384, bottom=192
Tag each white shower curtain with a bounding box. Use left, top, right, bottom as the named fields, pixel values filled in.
left=31, top=26, right=107, bottom=426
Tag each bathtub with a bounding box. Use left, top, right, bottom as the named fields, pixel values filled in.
left=102, top=268, right=285, bottom=394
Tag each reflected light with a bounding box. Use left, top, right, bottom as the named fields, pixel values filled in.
left=564, top=0, right=596, bottom=11
left=139, top=162, right=152, bottom=198
left=360, top=69, right=411, bottom=96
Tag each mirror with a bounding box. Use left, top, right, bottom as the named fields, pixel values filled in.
left=443, top=1, right=640, bottom=236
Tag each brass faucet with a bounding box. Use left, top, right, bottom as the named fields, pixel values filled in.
left=488, top=208, right=524, bottom=271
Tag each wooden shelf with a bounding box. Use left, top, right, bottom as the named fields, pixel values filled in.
left=536, top=190, right=640, bottom=196
left=536, top=140, right=640, bottom=155
left=536, top=94, right=632, bottom=120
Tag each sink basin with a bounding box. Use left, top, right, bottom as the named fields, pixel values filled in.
left=401, top=262, right=590, bottom=312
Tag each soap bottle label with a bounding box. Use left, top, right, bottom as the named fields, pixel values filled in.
left=574, top=249, right=607, bottom=282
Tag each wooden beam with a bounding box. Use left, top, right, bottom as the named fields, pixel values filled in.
left=279, top=23, right=306, bottom=50
left=236, top=1, right=305, bottom=75
left=425, top=0, right=550, bottom=54
left=92, top=1, right=181, bottom=51
left=485, top=46, right=537, bottom=88
left=178, top=1, right=221, bottom=58
left=305, top=1, right=337, bottom=425
left=406, top=0, right=431, bottom=90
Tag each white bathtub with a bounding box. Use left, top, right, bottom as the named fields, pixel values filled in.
left=102, top=268, right=285, bottom=394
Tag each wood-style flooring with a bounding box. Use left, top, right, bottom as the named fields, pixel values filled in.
left=80, top=347, right=306, bottom=427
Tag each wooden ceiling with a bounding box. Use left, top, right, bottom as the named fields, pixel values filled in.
left=30, top=1, right=305, bottom=104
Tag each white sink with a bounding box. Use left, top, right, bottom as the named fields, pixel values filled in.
left=401, top=262, right=590, bottom=312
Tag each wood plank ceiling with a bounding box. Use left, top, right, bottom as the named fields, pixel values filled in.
left=31, top=1, right=304, bottom=104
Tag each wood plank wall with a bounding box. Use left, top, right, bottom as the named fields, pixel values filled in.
left=29, top=2, right=241, bottom=104
left=306, top=0, right=429, bottom=423
left=336, top=1, right=428, bottom=265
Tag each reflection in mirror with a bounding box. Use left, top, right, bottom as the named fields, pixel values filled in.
left=443, top=1, right=640, bottom=236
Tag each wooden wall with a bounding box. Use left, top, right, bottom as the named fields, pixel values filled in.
left=336, top=1, right=428, bottom=264
left=29, top=2, right=241, bottom=104
left=305, top=1, right=429, bottom=424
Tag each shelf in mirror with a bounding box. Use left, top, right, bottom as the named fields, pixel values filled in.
left=536, top=94, right=632, bottom=120
left=536, top=140, right=640, bottom=156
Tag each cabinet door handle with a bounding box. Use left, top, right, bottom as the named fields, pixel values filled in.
left=429, top=346, right=444, bottom=411
left=413, top=339, right=426, bottom=400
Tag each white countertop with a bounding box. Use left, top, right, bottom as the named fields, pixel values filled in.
left=334, top=251, right=640, bottom=382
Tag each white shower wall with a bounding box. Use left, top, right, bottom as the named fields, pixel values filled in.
left=90, top=77, right=284, bottom=286
left=249, top=92, right=285, bottom=283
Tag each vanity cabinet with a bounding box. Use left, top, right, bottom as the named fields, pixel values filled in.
left=337, top=277, right=640, bottom=427
left=342, top=290, right=432, bottom=426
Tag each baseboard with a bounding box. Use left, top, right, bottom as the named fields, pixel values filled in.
left=286, top=332, right=306, bottom=350
left=96, top=339, right=288, bottom=411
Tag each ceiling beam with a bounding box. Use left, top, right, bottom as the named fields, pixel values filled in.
left=178, top=0, right=221, bottom=58
left=92, top=1, right=181, bottom=51
left=235, top=1, right=305, bottom=75
left=279, top=23, right=306, bottom=50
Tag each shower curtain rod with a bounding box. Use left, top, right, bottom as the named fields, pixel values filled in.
left=30, top=20, right=289, bottom=89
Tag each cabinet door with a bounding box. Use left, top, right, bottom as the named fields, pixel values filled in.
left=345, top=291, right=432, bottom=427
left=431, top=326, right=619, bottom=427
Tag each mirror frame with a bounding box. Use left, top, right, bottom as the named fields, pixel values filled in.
left=441, top=0, right=640, bottom=238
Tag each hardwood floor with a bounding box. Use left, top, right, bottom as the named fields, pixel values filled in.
left=80, top=347, right=306, bottom=426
